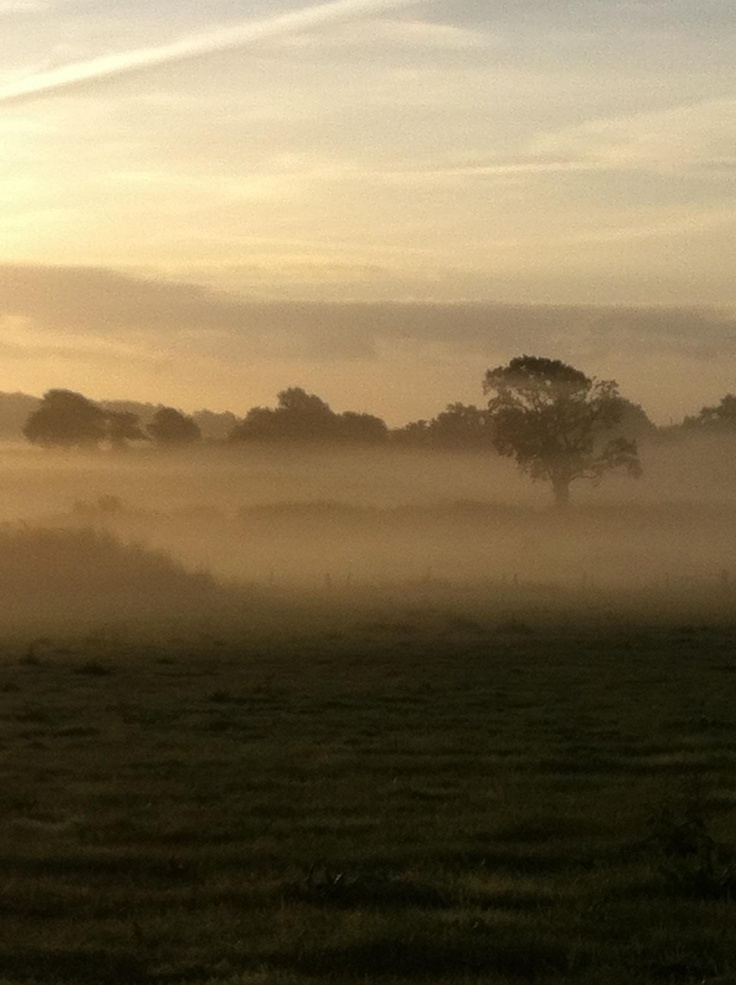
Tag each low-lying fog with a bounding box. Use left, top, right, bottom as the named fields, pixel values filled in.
left=1, top=436, right=736, bottom=600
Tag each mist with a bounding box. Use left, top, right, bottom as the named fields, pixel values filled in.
left=2, top=430, right=736, bottom=634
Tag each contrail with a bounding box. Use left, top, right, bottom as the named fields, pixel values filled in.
left=0, top=0, right=425, bottom=106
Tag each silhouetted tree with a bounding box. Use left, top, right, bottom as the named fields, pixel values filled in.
left=24, top=389, right=107, bottom=449
left=148, top=407, right=201, bottom=446
left=483, top=355, right=641, bottom=508
left=105, top=410, right=146, bottom=451
left=192, top=409, right=239, bottom=441
left=229, top=387, right=388, bottom=444
left=682, top=394, right=736, bottom=432
left=392, top=419, right=432, bottom=447
left=431, top=403, right=492, bottom=449
left=608, top=397, right=657, bottom=440
left=392, top=403, right=493, bottom=450
left=277, top=387, right=332, bottom=418
left=335, top=411, right=389, bottom=444
left=0, top=392, right=40, bottom=441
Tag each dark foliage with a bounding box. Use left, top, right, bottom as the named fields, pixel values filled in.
left=483, top=355, right=641, bottom=507
left=148, top=406, right=201, bottom=445
left=392, top=403, right=494, bottom=450
left=682, top=393, right=736, bottom=433
left=229, top=387, right=388, bottom=444
left=105, top=410, right=147, bottom=450
left=24, top=389, right=108, bottom=449
left=646, top=806, right=736, bottom=900
left=23, top=390, right=150, bottom=451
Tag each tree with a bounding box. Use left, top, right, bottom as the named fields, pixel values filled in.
left=192, top=409, right=239, bottom=441
left=228, top=388, right=389, bottom=444
left=148, top=407, right=201, bottom=446
left=608, top=397, right=657, bottom=441
left=24, top=389, right=107, bottom=449
left=682, top=394, right=736, bottom=432
left=483, top=355, right=641, bottom=508
left=392, top=418, right=432, bottom=447
left=335, top=411, right=389, bottom=444
left=105, top=410, right=147, bottom=451
left=392, top=404, right=493, bottom=450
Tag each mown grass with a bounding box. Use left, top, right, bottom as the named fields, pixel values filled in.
left=0, top=606, right=735, bottom=984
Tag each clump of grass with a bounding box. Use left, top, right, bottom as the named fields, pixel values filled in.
left=209, top=689, right=232, bottom=703
left=645, top=806, right=736, bottom=900
left=283, top=916, right=576, bottom=978
left=286, top=863, right=451, bottom=909
left=14, top=704, right=52, bottom=724
left=74, top=661, right=113, bottom=676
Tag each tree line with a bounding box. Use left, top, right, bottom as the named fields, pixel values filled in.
left=18, top=357, right=736, bottom=508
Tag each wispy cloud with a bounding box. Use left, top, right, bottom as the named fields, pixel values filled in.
left=532, top=97, right=736, bottom=173
left=0, top=0, right=49, bottom=12
left=0, top=0, right=425, bottom=105
left=274, top=16, right=491, bottom=50
left=2, top=262, right=734, bottom=363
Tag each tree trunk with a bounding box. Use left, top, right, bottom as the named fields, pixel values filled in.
left=552, top=476, right=570, bottom=510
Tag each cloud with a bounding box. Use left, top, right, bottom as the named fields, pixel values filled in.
left=2, top=263, right=735, bottom=366
left=274, top=16, right=491, bottom=50
left=0, top=0, right=425, bottom=105
left=531, top=97, right=736, bottom=174
left=0, top=0, right=49, bottom=12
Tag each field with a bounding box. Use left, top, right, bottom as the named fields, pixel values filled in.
left=1, top=589, right=736, bottom=985
left=1, top=441, right=736, bottom=983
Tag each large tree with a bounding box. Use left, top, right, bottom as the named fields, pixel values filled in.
left=483, top=356, right=641, bottom=508
left=24, top=389, right=108, bottom=449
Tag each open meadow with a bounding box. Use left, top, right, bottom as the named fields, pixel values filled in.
left=0, top=441, right=735, bottom=983
left=1, top=585, right=736, bottom=985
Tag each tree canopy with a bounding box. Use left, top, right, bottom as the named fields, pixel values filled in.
left=23, top=389, right=108, bottom=449
left=681, top=394, right=736, bottom=433
left=483, top=355, right=641, bottom=508
left=393, top=403, right=494, bottom=450
left=106, top=411, right=147, bottom=451
left=229, top=388, right=388, bottom=444
left=148, top=407, right=202, bottom=445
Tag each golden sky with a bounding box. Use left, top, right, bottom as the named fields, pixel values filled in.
left=1, top=0, right=734, bottom=423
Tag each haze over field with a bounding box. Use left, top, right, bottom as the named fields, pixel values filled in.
left=0, top=432, right=733, bottom=610
left=0, top=0, right=734, bottom=424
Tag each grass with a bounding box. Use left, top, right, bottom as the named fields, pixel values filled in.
left=0, top=605, right=735, bottom=984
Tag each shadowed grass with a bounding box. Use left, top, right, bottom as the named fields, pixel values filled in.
left=0, top=611, right=734, bottom=984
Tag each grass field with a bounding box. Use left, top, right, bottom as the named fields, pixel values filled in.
left=1, top=591, right=735, bottom=984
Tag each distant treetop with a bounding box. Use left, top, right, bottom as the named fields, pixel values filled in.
left=228, top=387, right=389, bottom=444
left=148, top=406, right=202, bottom=445
left=682, top=394, right=736, bottom=432
left=392, top=403, right=494, bottom=450
left=24, top=389, right=108, bottom=449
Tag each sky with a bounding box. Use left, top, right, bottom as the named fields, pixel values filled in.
left=0, top=0, right=734, bottom=424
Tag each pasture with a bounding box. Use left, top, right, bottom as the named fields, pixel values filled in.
left=1, top=591, right=735, bottom=984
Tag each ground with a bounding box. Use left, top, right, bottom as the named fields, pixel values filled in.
left=0, top=597, right=735, bottom=984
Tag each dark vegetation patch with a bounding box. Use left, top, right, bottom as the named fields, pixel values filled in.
left=0, top=615, right=735, bottom=984
left=282, top=925, right=576, bottom=979
left=0, top=949, right=146, bottom=984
